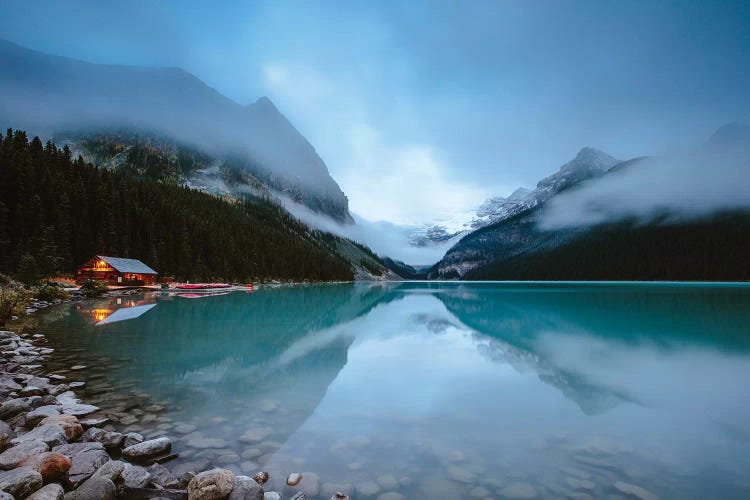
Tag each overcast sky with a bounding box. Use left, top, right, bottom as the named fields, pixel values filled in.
left=1, top=0, right=749, bottom=226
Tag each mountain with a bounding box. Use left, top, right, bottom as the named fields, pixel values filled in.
left=430, top=126, right=750, bottom=281
left=430, top=147, right=620, bottom=278
left=0, top=39, right=351, bottom=222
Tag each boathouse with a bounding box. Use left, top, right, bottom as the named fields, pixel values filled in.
left=75, top=255, right=158, bottom=286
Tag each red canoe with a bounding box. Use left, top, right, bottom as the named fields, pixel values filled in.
left=176, top=283, right=231, bottom=290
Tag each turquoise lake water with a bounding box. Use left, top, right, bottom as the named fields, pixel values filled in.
left=31, top=282, right=750, bottom=499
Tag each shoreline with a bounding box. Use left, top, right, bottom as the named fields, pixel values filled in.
left=0, top=327, right=349, bottom=500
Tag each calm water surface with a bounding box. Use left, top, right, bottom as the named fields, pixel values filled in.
left=29, top=282, right=750, bottom=499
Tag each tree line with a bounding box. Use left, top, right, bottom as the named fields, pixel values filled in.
left=0, top=129, right=354, bottom=282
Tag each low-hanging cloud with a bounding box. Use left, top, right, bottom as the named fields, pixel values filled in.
left=539, top=127, right=750, bottom=229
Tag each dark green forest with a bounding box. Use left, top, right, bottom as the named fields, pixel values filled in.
left=0, top=129, right=354, bottom=282
left=463, top=213, right=750, bottom=281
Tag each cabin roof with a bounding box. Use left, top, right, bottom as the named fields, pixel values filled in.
left=96, top=255, right=157, bottom=275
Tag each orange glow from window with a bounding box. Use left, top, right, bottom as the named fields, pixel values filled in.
left=92, top=309, right=112, bottom=322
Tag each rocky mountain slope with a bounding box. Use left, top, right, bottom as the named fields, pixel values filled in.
left=0, top=39, right=351, bottom=222
left=430, top=125, right=750, bottom=281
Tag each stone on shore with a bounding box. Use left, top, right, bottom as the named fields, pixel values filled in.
left=20, top=451, right=72, bottom=483
left=0, top=398, right=32, bottom=419
left=0, top=439, right=50, bottom=469
left=264, top=493, right=281, bottom=500
left=25, top=405, right=62, bottom=427
left=123, top=432, right=144, bottom=448
left=122, top=437, right=171, bottom=462
left=62, top=474, right=116, bottom=500
left=122, top=463, right=152, bottom=488
left=0, top=466, right=43, bottom=498
left=0, top=422, right=14, bottom=452
left=82, top=428, right=124, bottom=450
left=52, top=442, right=110, bottom=487
left=149, top=463, right=180, bottom=489
left=229, top=475, right=264, bottom=500
left=26, top=482, right=65, bottom=500
left=11, top=423, right=68, bottom=448
left=39, top=414, right=83, bottom=442
left=187, top=468, right=236, bottom=500
left=286, top=472, right=302, bottom=486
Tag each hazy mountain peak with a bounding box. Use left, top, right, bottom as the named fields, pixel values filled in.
left=706, top=121, right=750, bottom=150
left=0, top=39, right=351, bottom=221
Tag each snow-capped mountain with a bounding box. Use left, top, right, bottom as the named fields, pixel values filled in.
left=409, top=147, right=619, bottom=249
left=428, top=147, right=621, bottom=278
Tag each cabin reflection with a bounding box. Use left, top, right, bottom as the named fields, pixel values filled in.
left=76, top=295, right=158, bottom=325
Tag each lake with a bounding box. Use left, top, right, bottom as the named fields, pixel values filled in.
left=29, top=282, right=750, bottom=499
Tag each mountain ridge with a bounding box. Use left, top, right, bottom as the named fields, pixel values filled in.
left=0, top=39, right=351, bottom=222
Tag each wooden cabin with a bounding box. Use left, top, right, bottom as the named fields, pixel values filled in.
left=76, top=255, right=158, bottom=286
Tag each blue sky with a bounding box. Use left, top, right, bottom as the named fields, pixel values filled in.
left=1, top=0, right=749, bottom=225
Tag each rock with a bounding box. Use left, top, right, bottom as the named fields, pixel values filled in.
left=79, top=418, right=108, bottom=430
left=20, top=452, right=72, bottom=482
left=286, top=473, right=303, bottom=486
left=613, top=481, right=659, bottom=500
left=70, top=366, right=87, bottom=371
left=52, top=442, right=110, bottom=487
left=91, top=460, right=125, bottom=482
left=124, top=432, right=144, bottom=448
left=82, top=428, right=124, bottom=449
left=68, top=382, right=86, bottom=390
left=25, top=405, right=62, bottom=426
left=21, top=386, right=46, bottom=397
left=296, top=472, right=319, bottom=497
left=356, top=480, right=381, bottom=497
left=38, top=415, right=83, bottom=442
left=0, top=422, right=14, bottom=453
left=60, top=404, right=99, bottom=417
left=376, top=474, right=398, bottom=490
left=0, top=398, right=31, bottom=419
left=123, top=463, right=152, bottom=488
left=27, top=483, right=65, bottom=500
left=229, top=475, right=264, bottom=500
left=149, top=463, right=180, bottom=489
left=376, top=494, right=405, bottom=500
left=499, top=482, right=538, bottom=499
left=470, top=486, right=491, bottom=498
left=0, top=493, right=11, bottom=500
left=63, top=474, right=116, bottom=500
left=11, top=423, right=68, bottom=448
left=239, top=428, right=273, bottom=445
left=122, top=437, right=172, bottom=462
left=171, top=459, right=212, bottom=478
left=0, top=439, right=50, bottom=469
left=174, top=424, right=197, bottom=434
left=446, top=465, right=476, bottom=483
left=187, top=468, right=236, bottom=500
left=252, top=472, right=269, bottom=485
left=0, top=466, right=43, bottom=498
left=264, top=494, right=281, bottom=500
left=329, top=494, right=349, bottom=500
left=322, top=483, right=353, bottom=499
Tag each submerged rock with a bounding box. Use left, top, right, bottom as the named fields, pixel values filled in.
left=499, top=482, right=538, bottom=499
left=613, top=481, right=658, bottom=500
